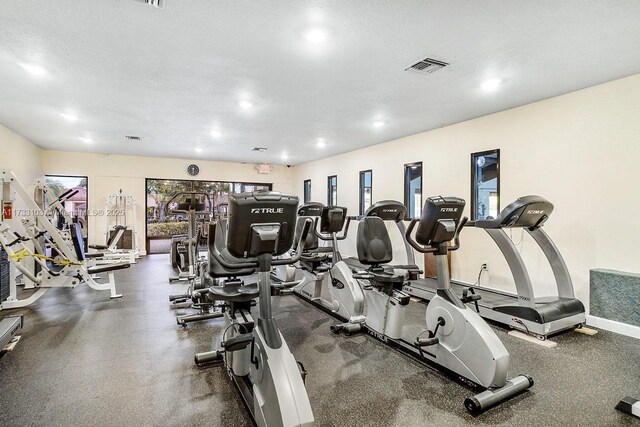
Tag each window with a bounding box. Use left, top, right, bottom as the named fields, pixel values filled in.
left=304, top=179, right=311, bottom=204
left=327, top=175, right=337, bottom=206
left=145, top=178, right=272, bottom=254
left=404, top=162, right=422, bottom=219
left=44, top=175, right=89, bottom=233
left=471, top=149, right=500, bottom=221
left=359, top=170, right=372, bottom=215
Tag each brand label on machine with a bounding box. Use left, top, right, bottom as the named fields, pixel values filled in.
left=440, top=207, right=458, bottom=212
left=526, top=209, right=545, bottom=215
left=251, top=207, right=284, bottom=214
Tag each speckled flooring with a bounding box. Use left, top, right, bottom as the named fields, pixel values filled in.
left=1, top=254, right=639, bottom=426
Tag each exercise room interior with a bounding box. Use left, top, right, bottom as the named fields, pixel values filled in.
left=1, top=1, right=639, bottom=426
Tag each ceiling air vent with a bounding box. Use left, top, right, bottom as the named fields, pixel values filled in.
left=132, top=0, right=165, bottom=8
left=252, top=147, right=268, bottom=152
left=405, top=57, right=449, bottom=75
left=125, top=135, right=143, bottom=141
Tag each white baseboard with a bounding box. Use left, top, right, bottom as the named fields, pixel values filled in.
left=586, top=315, right=640, bottom=340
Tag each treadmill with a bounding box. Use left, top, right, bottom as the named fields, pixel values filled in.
left=403, top=195, right=586, bottom=339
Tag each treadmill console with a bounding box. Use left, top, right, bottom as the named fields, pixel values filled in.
left=226, top=191, right=298, bottom=257
left=475, top=195, right=553, bottom=229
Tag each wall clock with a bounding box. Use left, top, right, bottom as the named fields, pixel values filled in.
left=187, top=164, right=200, bottom=176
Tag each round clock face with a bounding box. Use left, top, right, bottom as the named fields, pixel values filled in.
left=187, top=164, right=200, bottom=176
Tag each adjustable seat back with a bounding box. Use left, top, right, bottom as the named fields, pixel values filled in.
left=207, top=220, right=255, bottom=279
left=356, top=217, right=393, bottom=267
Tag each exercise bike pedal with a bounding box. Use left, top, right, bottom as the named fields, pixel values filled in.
left=194, top=350, right=223, bottom=366
left=296, top=361, right=308, bottom=384
left=330, top=322, right=363, bottom=335
left=415, top=336, right=440, bottom=347
left=222, top=333, right=254, bottom=352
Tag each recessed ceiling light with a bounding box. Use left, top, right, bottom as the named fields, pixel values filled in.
left=316, top=138, right=326, bottom=148
left=79, top=137, right=93, bottom=144
left=239, top=100, right=253, bottom=110
left=194, top=147, right=203, bottom=153
left=60, top=112, right=78, bottom=122
left=481, top=78, right=502, bottom=92
left=19, top=62, right=47, bottom=77
left=281, top=153, right=289, bottom=160
left=210, top=129, right=222, bottom=138
left=304, top=28, right=328, bottom=44
left=373, top=120, right=386, bottom=128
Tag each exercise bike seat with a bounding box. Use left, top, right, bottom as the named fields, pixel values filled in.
left=208, top=283, right=259, bottom=303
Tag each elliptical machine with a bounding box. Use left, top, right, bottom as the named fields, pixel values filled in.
left=168, top=193, right=219, bottom=326
left=168, top=192, right=210, bottom=283
left=291, top=205, right=367, bottom=334
left=195, top=191, right=315, bottom=427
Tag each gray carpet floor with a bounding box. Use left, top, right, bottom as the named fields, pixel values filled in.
left=1, top=254, right=639, bottom=426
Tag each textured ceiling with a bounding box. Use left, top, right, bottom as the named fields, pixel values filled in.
left=1, top=0, right=640, bottom=165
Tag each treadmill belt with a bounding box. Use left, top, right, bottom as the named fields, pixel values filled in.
left=410, top=278, right=518, bottom=308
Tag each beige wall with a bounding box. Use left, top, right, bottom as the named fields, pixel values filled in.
left=0, top=124, right=43, bottom=190
left=0, top=124, right=43, bottom=227
left=292, top=73, right=640, bottom=314
left=41, top=151, right=293, bottom=254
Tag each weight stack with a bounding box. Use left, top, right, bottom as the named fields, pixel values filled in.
left=1, top=247, right=9, bottom=303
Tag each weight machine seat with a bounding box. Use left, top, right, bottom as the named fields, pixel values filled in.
left=84, top=252, right=105, bottom=259
left=87, top=262, right=131, bottom=275
left=208, top=283, right=259, bottom=303
left=89, top=244, right=109, bottom=250
left=207, top=221, right=255, bottom=279
left=474, top=195, right=553, bottom=229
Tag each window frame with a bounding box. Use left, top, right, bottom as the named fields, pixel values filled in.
left=44, top=174, right=89, bottom=232
left=144, top=177, right=273, bottom=254
left=303, top=179, right=311, bottom=204
left=359, top=169, right=373, bottom=215
left=327, top=175, right=337, bottom=206
left=470, top=149, right=500, bottom=221
left=403, top=162, right=423, bottom=219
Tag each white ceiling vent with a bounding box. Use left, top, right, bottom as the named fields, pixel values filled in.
left=405, top=57, right=449, bottom=75
left=132, top=0, right=165, bottom=8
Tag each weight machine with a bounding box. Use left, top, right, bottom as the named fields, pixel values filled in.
left=0, top=169, right=128, bottom=310
left=88, top=189, right=140, bottom=264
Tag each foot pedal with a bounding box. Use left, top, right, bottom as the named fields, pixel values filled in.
left=297, top=361, right=308, bottom=384
left=194, top=350, right=222, bottom=366
left=415, top=337, right=439, bottom=347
